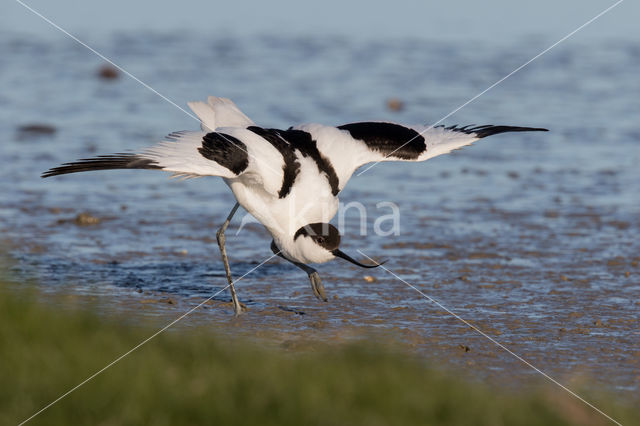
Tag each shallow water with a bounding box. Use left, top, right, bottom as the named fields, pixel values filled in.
left=1, top=31, right=639, bottom=396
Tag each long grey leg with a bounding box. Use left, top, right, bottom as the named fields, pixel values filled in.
left=271, top=241, right=328, bottom=302
left=217, top=202, right=242, bottom=315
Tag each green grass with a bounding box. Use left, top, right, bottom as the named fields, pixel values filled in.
left=0, top=283, right=634, bottom=426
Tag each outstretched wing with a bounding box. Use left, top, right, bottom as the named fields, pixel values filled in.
left=43, top=97, right=288, bottom=196
left=42, top=131, right=243, bottom=178
left=294, top=122, right=547, bottom=191
left=42, top=127, right=288, bottom=196
left=42, top=96, right=288, bottom=196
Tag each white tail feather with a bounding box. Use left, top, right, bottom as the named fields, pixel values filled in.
left=187, top=101, right=217, bottom=132
left=187, top=96, right=254, bottom=132
left=207, top=96, right=254, bottom=128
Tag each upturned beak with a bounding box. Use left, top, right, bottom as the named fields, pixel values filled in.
left=332, top=249, right=384, bottom=268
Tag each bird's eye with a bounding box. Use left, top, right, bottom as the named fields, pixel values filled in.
left=316, top=237, right=325, bottom=244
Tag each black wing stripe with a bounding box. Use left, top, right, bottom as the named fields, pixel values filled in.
left=247, top=126, right=300, bottom=198
left=199, top=132, right=249, bottom=176
left=42, top=154, right=160, bottom=178
left=277, top=128, right=340, bottom=196
left=337, top=122, right=426, bottom=160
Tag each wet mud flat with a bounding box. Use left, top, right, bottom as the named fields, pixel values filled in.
left=1, top=32, right=639, bottom=402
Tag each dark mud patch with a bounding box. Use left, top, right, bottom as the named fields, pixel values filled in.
left=16, top=123, right=57, bottom=139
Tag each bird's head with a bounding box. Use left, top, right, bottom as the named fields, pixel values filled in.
left=293, top=223, right=383, bottom=268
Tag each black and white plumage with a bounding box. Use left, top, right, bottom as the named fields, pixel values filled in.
left=43, top=96, right=547, bottom=314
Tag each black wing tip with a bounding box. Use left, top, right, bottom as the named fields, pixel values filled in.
left=41, top=154, right=160, bottom=178
left=437, top=124, right=548, bottom=138
left=473, top=126, right=548, bottom=138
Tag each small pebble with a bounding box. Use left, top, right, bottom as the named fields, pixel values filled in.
left=363, top=275, right=376, bottom=283
left=386, top=98, right=404, bottom=111
left=75, top=212, right=101, bottom=226
left=97, top=64, right=119, bottom=80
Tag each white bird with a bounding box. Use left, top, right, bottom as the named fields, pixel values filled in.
left=43, top=96, right=547, bottom=315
